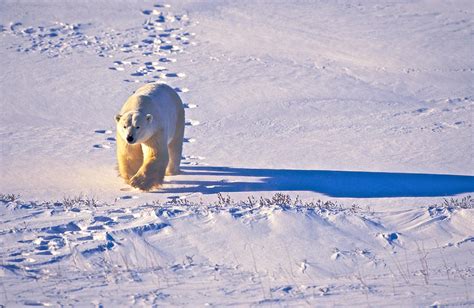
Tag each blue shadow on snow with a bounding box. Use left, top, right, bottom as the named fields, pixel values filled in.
left=163, top=166, right=474, bottom=198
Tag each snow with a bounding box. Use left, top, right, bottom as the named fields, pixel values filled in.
left=0, top=0, right=473, bottom=306
left=1, top=195, right=473, bottom=306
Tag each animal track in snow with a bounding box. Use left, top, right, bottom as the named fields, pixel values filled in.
left=94, top=129, right=113, bottom=134
left=93, top=144, right=111, bottom=149
left=185, top=119, right=200, bottom=126
left=183, top=155, right=205, bottom=160
left=412, top=107, right=434, bottom=115
left=142, top=9, right=164, bottom=16
left=159, top=44, right=183, bottom=52
left=159, top=57, right=177, bottom=63
left=109, top=66, right=125, bottom=71
left=174, top=87, right=189, bottom=93
left=130, top=64, right=169, bottom=77
left=144, top=61, right=167, bottom=70
left=422, top=121, right=470, bottom=132
left=184, top=137, right=196, bottom=143
left=106, top=3, right=194, bottom=86
left=93, top=129, right=115, bottom=149
left=181, top=161, right=203, bottom=166
left=91, top=3, right=199, bottom=185
left=388, top=97, right=473, bottom=135
left=181, top=155, right=205, bottom=166
left=5, top=1, right=195, bottom=61
left=5, top=21, right=122, bottom=57
left=183, top=103, right=198, bottom=109
left=114, top=60, right=138, bottom=66
left=164, top=72, right=186, bottom=78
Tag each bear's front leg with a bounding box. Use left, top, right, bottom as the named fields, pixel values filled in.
left=117, top=133, right=143, bottom=181
left=129, top=138, right=168, bottom=191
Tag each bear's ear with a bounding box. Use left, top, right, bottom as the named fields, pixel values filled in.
left=115, top=114, right=121, bottom=123
left=146, top=114, right=153, bottom=123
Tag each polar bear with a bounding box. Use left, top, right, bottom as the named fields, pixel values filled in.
left=115, top=83, right=185, bottom=191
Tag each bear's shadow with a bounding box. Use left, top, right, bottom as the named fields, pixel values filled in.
left=161, top=166, right=474, bottom=198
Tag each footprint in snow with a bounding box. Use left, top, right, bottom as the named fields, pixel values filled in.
left=183, top=155, right=205, bottom=160
left=94, top=129, right=113, bottom=134
left=109, top=66, right=125, bottom=71
left=93, top=144, right=111, bottom=149
left=165, top=72, right=186, bottom=78
left=131, top=71, right=146, bottom=77
left=183, top=103, right=198, bottom=109
left=176, top=38, right=190, bottom=45
left=9, top=22, right=22, bottom=32
left=412, top=107, right=434, bottom=115
left=159, top=57, right=177, bottom=63
left=160, top=44, right=182, bottom=52
left=142, top=38, right=160, bottom=44
left=182, top=31, right=196, bottom=36
left=144, top=62, right=167, bottom=70
left=132, top=65, right=168, bottom=77
left=142, top=9, right=163, bottom=16
left=114, top=60, right=137, bottom=66
left=182, top=155, right=206, bottom=166
left=185, top=119, right=200, bottom=126
left=181, top=161, right=201, bottom=165
left=174, top=87, right=189, bottom=93
left=22, top=300, right=53, bottom=307
left=93, top=130, right=114, bottom=149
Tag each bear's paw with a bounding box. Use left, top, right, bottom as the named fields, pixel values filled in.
left=129, top=173, right=161, bottom=191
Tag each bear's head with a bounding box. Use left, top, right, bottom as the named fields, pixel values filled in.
left=115, top=111, right=154, bottom=144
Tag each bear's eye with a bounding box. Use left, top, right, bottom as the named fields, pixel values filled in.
left=136, top=126, right=140, bottom=129
left=123, top=126, right=126, bottom=129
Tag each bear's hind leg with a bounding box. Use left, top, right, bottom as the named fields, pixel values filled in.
left=117, top=134, right=143, bottom=181
left=166, top=109, right=184, bottom=176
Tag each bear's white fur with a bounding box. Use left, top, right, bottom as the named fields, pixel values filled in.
left=115, top=83, right=185, bottom=191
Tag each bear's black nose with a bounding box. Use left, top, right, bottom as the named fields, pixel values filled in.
left=126, top=136, right=134, bottom=143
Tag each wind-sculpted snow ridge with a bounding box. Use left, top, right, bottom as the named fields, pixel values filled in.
left=1, top=194, right=473, bottom=306
left=157, top=193, right=368, bottom=220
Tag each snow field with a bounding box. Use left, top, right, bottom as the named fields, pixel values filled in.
left=1, top=0, right=473, bottom=305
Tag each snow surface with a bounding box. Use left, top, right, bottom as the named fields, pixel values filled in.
left=1, top=0, right=473, bottom=306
